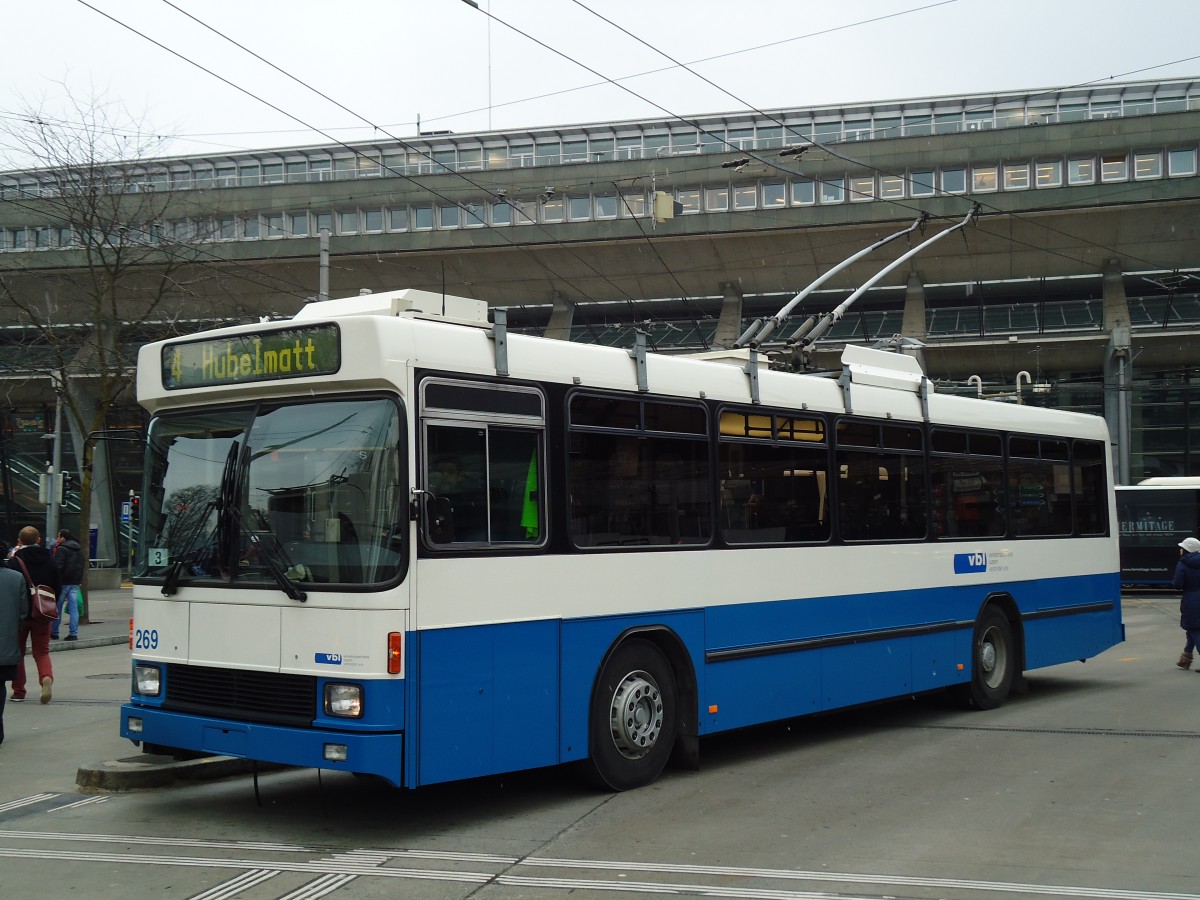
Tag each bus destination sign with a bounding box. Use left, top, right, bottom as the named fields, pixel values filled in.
left=162, top=324, right=341, bottom=390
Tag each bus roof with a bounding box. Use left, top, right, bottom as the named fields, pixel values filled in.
left=136, top=289, right=1111, bottom=443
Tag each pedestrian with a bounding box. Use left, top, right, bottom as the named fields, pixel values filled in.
left=52, top=530, right=85, bottom=642
left=0, top=559, right=27, bottom=745
left=1174, top=537, right=1200, bottom=670
left=6, top=526, right=60, bottom=703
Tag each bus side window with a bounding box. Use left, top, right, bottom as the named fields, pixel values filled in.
left=424, top=425, right=543, bottom=546
left=426, top=433, right=489, bottom=544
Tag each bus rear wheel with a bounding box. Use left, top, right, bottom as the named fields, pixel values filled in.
left=586, top=639, right=678, bottom=791
left=953, top=606, right=1016, bottom=710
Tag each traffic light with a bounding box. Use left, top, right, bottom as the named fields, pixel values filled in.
left=130, top=494, right=140, bottom=523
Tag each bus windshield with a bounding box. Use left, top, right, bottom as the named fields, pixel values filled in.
left=137, top=396, right=406, bottom=589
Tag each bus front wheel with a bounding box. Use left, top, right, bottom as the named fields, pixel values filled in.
left=953, top=607, right=1016, bottom=710
left=586, top=639, right=678, bottom=791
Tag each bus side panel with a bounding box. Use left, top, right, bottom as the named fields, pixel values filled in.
left=701, top=653, right=822, bottom=732
left=703, top=591, right=946, bottom=730
left=821, top=638, right=914, bottom=709
left=1021, top=572, right=1124, bottom=670
left=416, top=620, right=559, bottom=786
left=1024, top=614, right=1099, bottom=670
left=558, top=612, right=706, bottom=765
left=702, top=598, right=959, bottom=731
left=907, top=628, right=967, bottom=692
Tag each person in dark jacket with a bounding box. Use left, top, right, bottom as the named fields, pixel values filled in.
left=1173, top=537, right=1200, bottom=670
left=52, top=530, right=85, bottom=641
left=0, top=562, right=28, bottom=744
left=6, top=526, right=60, bottom=703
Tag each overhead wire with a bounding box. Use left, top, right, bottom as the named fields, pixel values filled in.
left=612, top=181, right=712, bottom=350
left=551, top=0, right=1196, bottom=288
left=3, top=2, right=964, bottom=148
left=29, top=5, right=607, bottom=337
left=39, top=0, right=1118, bottom=291
left=155, top=0, right=946, bottom=322
left=129, top=0, right=663, bottom=328
left=418, top=0, right=963, bottom=131
left=15, top=0, right=1198, bottom=347
left=456, top=0, right=959, bottom=323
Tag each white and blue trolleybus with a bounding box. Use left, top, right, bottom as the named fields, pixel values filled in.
left=121, top=289, right=1124, bottom=790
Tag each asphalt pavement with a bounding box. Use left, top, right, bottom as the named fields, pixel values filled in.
left=2, top=585, right=262, bottom=792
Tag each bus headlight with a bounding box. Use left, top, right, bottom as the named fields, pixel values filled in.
left=134, top=664, right=162, bottom=697
left=324, top=683, right=363, bottom=718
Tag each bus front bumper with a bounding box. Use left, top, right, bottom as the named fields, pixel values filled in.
left=120, top=704, right=404, bottom=787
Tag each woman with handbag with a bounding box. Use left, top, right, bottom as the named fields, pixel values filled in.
left=7, top=526, right=60, bottom=704
left=0, top=542, right=27, bottom=744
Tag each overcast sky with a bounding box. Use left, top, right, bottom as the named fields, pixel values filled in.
left=2, top=0, right=1199, bottom=166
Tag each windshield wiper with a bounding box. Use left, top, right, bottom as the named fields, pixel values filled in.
left=161, top=498, right=216, bottom=596
left=246, top=533, right=307, bottom=602
left=247, top=508, right=307, bottom=602
left=162, top=440, right=240, bottom=596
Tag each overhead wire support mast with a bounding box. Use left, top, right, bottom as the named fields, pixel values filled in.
left=734, top=213, right=929, bottom=349
left=787, top=204, right=981, bottom=364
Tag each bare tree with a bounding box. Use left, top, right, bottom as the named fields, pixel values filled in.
left=0, top=91, right=216, bottom=601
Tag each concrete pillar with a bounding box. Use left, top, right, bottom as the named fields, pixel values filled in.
left=900, top=270, right=927, bottom=339
left=544, top=291, right=575, bottom=341
left=713, top=282, right=744, bottom=349
left=1101, top=260, right=1133, bottom=485
left=1101, top=259, right=1132, bottom=331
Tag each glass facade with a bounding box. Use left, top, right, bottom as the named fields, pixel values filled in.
left=1132, top=379, right=1200, bottom=479
left=22, top=118, right=1192, bottom=251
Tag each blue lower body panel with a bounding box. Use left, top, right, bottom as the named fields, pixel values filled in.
left=416, top=619, right=560, bottom=785
left=120, top=572, right=1122, bottom=790
left=120, top=705, right=404, bottom=786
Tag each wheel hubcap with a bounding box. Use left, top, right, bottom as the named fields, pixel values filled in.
left=980, top=641, right=997, bottom=673
left=980, top=626, right=1007, bottom=689
left=609, top=670, right=663, bottom=759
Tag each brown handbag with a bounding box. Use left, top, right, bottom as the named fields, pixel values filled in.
left=13, top=556, right=58, bottom=622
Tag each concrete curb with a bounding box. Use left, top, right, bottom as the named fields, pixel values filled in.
left=49, top=635, right=129, bottom=652
left=76, top=753, right=286, bottom=792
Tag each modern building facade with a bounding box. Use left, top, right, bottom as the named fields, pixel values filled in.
left=2, top=77, right=1198, bottom=557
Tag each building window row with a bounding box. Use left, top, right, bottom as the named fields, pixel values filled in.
left=1, top=83, right=1196, bottom=198
left=3, top=146, right=1197, bottom=252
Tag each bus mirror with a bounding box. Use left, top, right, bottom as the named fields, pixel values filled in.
left=428, top=496, right=456, bottom=543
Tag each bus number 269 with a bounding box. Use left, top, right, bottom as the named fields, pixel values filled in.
left=134, top=628, right=160, bottom=650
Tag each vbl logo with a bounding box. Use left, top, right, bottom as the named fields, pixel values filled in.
left=953, top=552, right=988, bottom=574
